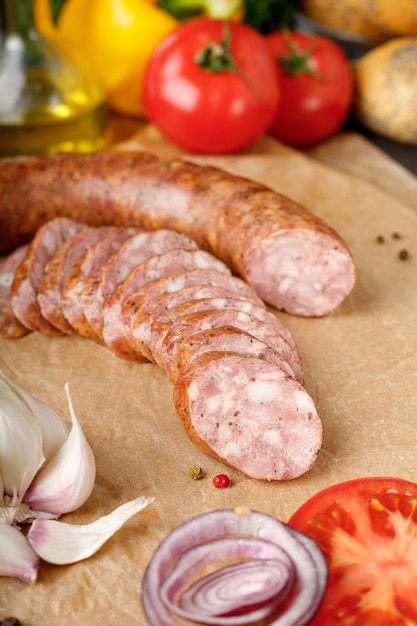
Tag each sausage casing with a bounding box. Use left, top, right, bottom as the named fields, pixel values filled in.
left=0, top=151, right=355, bottom=316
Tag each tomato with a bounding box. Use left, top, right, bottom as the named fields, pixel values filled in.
left=288, top=476, right=417, bottom=625
left=265, top=31, right=354, bottom=147
left=142, top=18, right=281, bottom=154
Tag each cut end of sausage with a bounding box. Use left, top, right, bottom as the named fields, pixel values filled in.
left=245, top=229, right=356, bottom=317
left=173, top=352, right=322, bottom=481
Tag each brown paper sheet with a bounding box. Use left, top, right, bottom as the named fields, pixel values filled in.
left=1, top=128, right=417, bottom=625
left=305, top=130, right=417, bottom=210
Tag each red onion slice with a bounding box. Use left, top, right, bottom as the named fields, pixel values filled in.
left=162, top=537, right=296, bottom=624
left=177, top=560, right=292, bottom=620
left=142, top=508, right=327, bottom=626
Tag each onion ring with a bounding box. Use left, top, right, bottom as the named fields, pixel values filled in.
left=142, top=507, right=327, bottom=625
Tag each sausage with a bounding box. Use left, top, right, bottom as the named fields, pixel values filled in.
left=173, top=352, right=322, bottom=480
left=0, top=219, right=319, bottom=480
left=10, top=217, right=87, bottom=335
left=0, top=151, right=356, bottom=317
left=175, top=325, right=297, bottom=378
left=102, top=248, right=230, bottom=360
left=80, top=229, right=199, bottom=339
left=148, top=308, right=303, bottom=383
left=0, top=245, right=30, bottom=339
left=133, top=289, right=299, bottom=367
left=174, top=296, right=297, bottom=352
left=37, top=226, right=118, bottom=334
left=61, top=227, right=140, bottom=336
left=131, top=284, right=266, bottom=362
left=119, top=268, right=268, bottom=359
left=120, top=268, right=265, bottom=332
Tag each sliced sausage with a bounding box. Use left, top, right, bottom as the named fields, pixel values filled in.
left=173, top=352, right=322, bottom=480
left=0, top=245, right=30, bottom=339
left=130, top=284, right=261, bottom=362
left=132, top=287, right=298, bottom=365
left=102, top=249, right=230, bottom=360
left=0, top=151, right=356, bottom=316
left=148, top=308, right=302, bottom=383
left=120, top=268, right=265, bottom=344
left=10, top=217, right=86, bottom=335
left=37, top=226, right=118, bottom=334
left=80, top=229, right=199, bottom=340
left=175, top=325, right=297, bottom=378
left=61, top=227, right=140, bottom=337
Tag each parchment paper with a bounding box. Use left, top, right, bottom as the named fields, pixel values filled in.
left=305, top=130, right=417, bottom=210
left=1, top=128, right=417, bottom=625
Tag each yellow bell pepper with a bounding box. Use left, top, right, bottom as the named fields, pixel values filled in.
left=34, top=0, right=179, bottom=118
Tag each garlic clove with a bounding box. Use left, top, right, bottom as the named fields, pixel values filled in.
left=24, top=383, right=96, bottom=516
left=27, top=496, right=155, bottom=564
left=0, top=378, right=45, bottom=506
left=30, top=395, right=68, bottom=460
left=0, top=369, right=68, bottom=461
left=0, top=521, right=39, bottom=583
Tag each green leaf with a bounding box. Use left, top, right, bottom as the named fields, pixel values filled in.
left=242, top=0, right=297, bottom=34
left=158, top=0, right=206, bottom=21
left=50, top=0, right=67, bottom=25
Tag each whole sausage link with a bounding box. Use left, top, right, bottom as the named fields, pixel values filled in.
left=0, top=151, right=355, bottom=316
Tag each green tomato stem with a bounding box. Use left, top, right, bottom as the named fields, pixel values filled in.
left=194, top=22, right=262, bottom=102
left=278, top=31, right=323, bottom=79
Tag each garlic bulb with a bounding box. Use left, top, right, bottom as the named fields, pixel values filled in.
left=0, top=370, right=154, bottom=583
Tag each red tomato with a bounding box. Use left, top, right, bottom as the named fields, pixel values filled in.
left=142, top=18, right=281, bottom=154
left=288, top=476, right=417, bottom=625
left=265, top=31, right=353, bottom=147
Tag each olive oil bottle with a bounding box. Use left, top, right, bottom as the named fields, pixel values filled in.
left=0, top=0, right=108, bottom=156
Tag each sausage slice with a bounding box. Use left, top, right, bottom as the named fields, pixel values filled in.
left=0, top=245, right=30, bottom=339
left=37, top=226, right=118, bottom=334
left=173, top=352, right=322, bottom=480
left=61, top=227, right=140, bottom=337
left=10, top=217, right=86, bottom=335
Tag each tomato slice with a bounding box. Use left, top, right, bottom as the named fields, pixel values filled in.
left=288, top=477, right=417, bottom=626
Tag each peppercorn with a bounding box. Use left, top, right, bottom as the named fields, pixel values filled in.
left=189, top=464, right=204, bottom=480
left=213, top=473, right=231, bottom=488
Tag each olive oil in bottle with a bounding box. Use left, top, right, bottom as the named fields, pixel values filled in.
left=0, top=0, right=108, bottom=156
